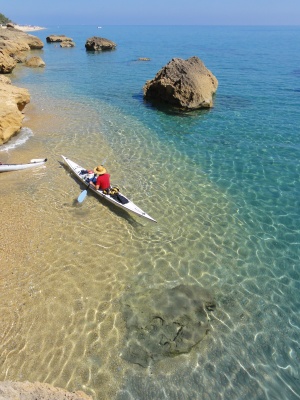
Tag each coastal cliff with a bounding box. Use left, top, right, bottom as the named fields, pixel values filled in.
left=0, top=26, right=44, bottom=145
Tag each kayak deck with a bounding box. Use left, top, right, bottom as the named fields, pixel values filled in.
left=62, top=155, right=157, bottom=223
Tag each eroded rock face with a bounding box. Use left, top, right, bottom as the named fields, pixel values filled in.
left=0, top=27, right=44, bottom=145
left=0, top=381, right=92, bottom=400
left=143, top=56, right=218, bottom=110
left=120, top=284, right=216, bottom=367
left=0, top=48, right=17, bottom=73
left=85, top=36, right=116, bottom=51
left=1, top=27, right=44, bottom=50
left=46, top=34, right=73, bottom=43
left=0, top=71, right=30, bottom=145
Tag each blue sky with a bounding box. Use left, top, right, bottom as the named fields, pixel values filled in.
left=1, top=0, right=300, bottom=26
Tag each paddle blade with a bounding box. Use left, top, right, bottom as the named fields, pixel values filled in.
left=77, top=190, right=87, bottom=203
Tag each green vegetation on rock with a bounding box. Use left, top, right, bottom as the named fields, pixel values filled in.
left=0, top=13, right=12, bottom=25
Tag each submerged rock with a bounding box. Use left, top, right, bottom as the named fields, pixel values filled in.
left=143, top=56, right=218, bottom=110
left=120, top=284, right=216, bottom=367
left=85, top=36, right=116, bottom=51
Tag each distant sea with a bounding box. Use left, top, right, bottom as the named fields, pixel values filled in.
left=1, top=25, right=300, bottom=400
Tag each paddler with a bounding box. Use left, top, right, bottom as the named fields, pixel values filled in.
left=89, top=165, right=111, bottom=191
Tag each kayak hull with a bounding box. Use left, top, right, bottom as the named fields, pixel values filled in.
left=0, top=158, right=47, bottom=172
left=62, top=155, right=157, bottom=223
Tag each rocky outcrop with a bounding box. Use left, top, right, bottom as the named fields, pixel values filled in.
left=0, top=27, right=44, bottom=145
left=25, top=56, right=46, bottom=67
left=121, top=284, right=216, bottom=367
left=143, top=56, right=218, bottom=110
left=0, top=75, right=30, bottom=145
left=60, top=41, right=75, bottom=48
left=0, top=381, right=92, bottom=400
left=85, top=37, right=116, bottom=51
left=0, top=27, right=44, bottom=50
left=46, top=34, right=73, bottom=43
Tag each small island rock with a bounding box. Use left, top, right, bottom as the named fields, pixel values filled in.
left=46, top=34, right=73, bottom=43
left=85, top=36, right=116, bottom=51
left=143, top=56, right=218, bottom=110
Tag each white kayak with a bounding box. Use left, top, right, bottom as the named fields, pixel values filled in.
left=62, top=155, right=157, bottom=223
left=0, top=158, right=47, bottom=172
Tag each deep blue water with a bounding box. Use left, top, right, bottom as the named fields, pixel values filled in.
left=5, top=25, right=300, bottom=399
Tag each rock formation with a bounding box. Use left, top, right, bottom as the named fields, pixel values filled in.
left=60, top=41, right=75, bottom=48
left=0, top=27, right=44, bottom=145
left=1, top=27, right=44, bottom=50
left=0, top=381, right=92, bottom=400
left=46, top=34, right=73, bottom=43
left=143, top=56, right=218, bottom=110
left=120, top=284, right=216, bottom=367
left=85, top=37, right=116, bottom=51
left=25, top=56, right=46, bottom=68
left=0, top=75, right=30, bottom=145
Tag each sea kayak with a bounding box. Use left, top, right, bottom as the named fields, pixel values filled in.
left=0, top=158, right=47, bottom=172
left=62, top=155, right=157, bottom=223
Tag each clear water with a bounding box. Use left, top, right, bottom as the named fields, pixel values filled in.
left=1, top=25, right=300, bottom=400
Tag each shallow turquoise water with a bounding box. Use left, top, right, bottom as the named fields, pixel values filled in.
left=1, top=25, right=300, bottom=399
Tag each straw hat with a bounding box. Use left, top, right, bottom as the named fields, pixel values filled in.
left=94, top=165, right=107, bottom=175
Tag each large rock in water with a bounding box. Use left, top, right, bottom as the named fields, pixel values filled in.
left=143, top=56, right=218, bottom=109
left=25, top=56, right=46, bottom=68
left=120, top=284, right=216, bottom=367
left=46, top=34, right=73, bottom=43
left=85, top=36, right=116, bottom=51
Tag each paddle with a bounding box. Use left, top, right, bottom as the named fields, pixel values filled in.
left=77, top=186, right=89, bottom=203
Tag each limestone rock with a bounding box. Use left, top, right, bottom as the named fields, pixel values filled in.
left=0, top=48, right=17, bottom=73
left=85, top=36, right=116, bottom=51
left=46, top=34, right=73, bottom=43
left=25, top=56, right=46, bottom=68
left=0, top=381, right=92, bottom=400
left=0, top=27, right=43, bottom=145
left=60, top=41, right=75, bottom=48
left=1, top=27, right=44, bottom=49
left=120, top=284, right=216, bottom=367
left=143, top=56, right=218, bottom=110
left=0, top=80, right=30, bottom=145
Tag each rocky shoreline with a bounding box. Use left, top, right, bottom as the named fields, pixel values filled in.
left=0, top=25, right=94, bottom=400
left=0, top=26, right=44, bottom=145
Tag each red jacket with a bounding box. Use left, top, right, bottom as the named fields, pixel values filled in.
left=95, top=173, right=110, bottom=190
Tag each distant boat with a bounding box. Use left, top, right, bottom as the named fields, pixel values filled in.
left=97, top=26, right=102, bottom=29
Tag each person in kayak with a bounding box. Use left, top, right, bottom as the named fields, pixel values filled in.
left=89, top=165, right=110, bottom=191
